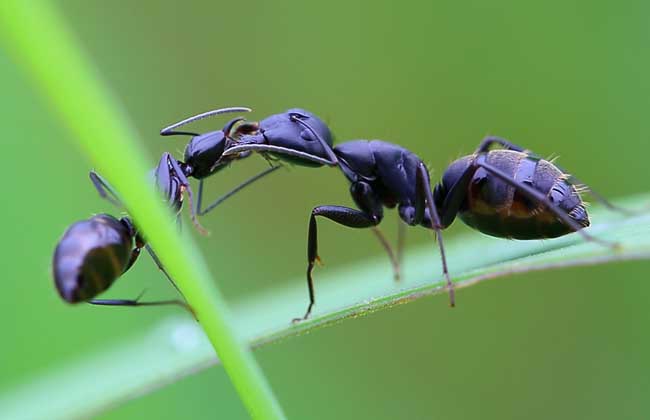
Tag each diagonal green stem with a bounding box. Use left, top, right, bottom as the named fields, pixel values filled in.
left=0, top=2, right=284, bottom=419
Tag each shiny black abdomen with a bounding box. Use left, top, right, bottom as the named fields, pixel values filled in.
left=53, top=214, right=132, bottom=303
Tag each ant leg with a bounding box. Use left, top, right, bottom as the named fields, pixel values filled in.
left=477, top=137, right=634, bottom=214
left=197, top=165, right=282, bottom=216
left=164, top=154, right=208, bottom=235
left=415, top=163, right=455, bottom=307
left=475, top=158, right=619, bottom=249
left=224, top=144, right=334, bottom=166
left=143, top=244, right=182, bottom=294
left=476, top=136, right=527, bottom=153
left=160, top=107, right=251, bottom=136
left=195, top=179, right=205, bottom=217
left=565, top=174, right=638, bottom=215
left=371, top=226, right=401, bottom=281
left=89, top=171, right=123, bottom=208
left=289, top=114, right=339, bottom=165
left=296, top=205, right=380, bottom=322
left=396, top=218, right=407, bottom=279
left=89, top=297, right=193, bottom=313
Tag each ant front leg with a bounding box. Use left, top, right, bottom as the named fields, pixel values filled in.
left=163, top=154, right=208, bottom=235
left=289, top=113, right=339, bottom=166
left=89, top=171, right=123, bottom=208
left=224, top=144, right=335, bottom=166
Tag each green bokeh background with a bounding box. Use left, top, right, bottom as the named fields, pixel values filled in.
left=2, top=1, right=649, bottom=419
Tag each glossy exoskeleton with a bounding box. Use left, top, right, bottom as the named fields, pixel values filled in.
left=227, top=118, right=620, bottom=321
left=52, top=213, right=189, bottom=310
left=159, top=107, right=334, bottom=233
left=52, top=172, right=190, bottom=311
left=434, top=137, right=593, bottom=239
left=227, top=108, right=337, bottom=167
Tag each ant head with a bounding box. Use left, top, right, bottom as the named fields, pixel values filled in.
left=183, top=117, right=256, bottom=178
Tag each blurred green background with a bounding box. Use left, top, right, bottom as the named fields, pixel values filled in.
left=2, top=0, right=649, bottom=419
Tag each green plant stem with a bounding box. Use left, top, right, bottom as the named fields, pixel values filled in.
left=0, top=2, right=284, bottom=419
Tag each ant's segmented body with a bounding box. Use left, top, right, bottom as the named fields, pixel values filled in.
left=227, top=118, right=618, bottom=321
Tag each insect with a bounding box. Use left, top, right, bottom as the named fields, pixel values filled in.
left=159, top=107, right=335, bottom=232
left=52, top=172, right=190, bottom=311
left=226, top=119, right=620, bottom=321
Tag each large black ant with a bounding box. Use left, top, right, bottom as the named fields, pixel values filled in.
left=157, top=107, right=335, bottom=233
left=53, top=171, right=191, bottom=312
left=225, top=118, right=623, bottom=321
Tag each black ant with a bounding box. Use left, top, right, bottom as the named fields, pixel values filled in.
left=52, top=171, right=191, bottom=312
left=225, top=119, right=624, bottom=321
left=158, top=107, right=334, bottom=233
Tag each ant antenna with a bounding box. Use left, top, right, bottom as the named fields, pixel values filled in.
left=160, top=106, right=252, bottom=136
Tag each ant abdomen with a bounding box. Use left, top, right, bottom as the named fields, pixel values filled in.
left=53, top=214, right=133, bottom=303
left=443, top=150, right=590, bottom=239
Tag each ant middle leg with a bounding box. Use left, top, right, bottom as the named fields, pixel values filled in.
left=396, top=218, right=407, bottom=276
left=371, top=226, right=401, bottom=282
left=296, top=205, right=380, bottom=322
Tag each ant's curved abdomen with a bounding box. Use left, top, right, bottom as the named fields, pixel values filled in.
left=53, top=214, right=133, bottom=303
left=443, top=150, right=590, bottom=239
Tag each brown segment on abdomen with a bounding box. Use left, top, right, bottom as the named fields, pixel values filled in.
left=460, top=151, right=578, bottom=239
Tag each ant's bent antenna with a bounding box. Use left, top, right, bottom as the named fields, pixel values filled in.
left=160, top=106, right=252, bottom=136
